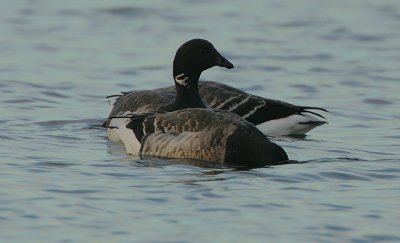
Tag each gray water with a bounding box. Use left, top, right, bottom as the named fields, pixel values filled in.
left=1, top=0, right=400, bottom=242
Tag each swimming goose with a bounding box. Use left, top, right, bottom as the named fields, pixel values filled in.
left=108, top=69, right=327, bottom=137
left=106, top=38, right=288, bottom=165
left=123, top=109, right=288, bottom=166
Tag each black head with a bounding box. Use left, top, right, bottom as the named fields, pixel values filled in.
left=173, top=39, right=234, bottom=86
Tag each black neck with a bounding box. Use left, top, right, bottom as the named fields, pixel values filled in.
left=161, top=72, right=207, bottom=112
left=174, top=75, right=206, bottom=108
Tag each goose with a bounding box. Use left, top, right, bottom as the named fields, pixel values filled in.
left=107, top=65, right=327, bottom=137
left=122, top=108, right=288, bottom=166
left=105, top=38, right=288, bottom=165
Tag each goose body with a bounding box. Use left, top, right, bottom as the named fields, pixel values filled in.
left=197, top=81, right=327, bottom=136
left=122, top=109, right=288, bottom=165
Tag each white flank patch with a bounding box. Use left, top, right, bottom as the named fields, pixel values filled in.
left=107, top=112, right=141, bottom=155
left=256, top=114, right=325, bottom=136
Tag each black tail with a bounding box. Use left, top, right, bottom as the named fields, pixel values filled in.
left=298, top=120, right=327, bottom=126
left=106, top=90, right=136, bottom=99
left=106, top=94, right=123, bottom=99
left=300, top=106, right=328, bottom=119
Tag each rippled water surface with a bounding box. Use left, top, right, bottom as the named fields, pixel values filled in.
left=1, top=0, right=400, bottom=242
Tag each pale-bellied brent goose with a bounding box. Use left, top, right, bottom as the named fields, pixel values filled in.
left=105, top=39, right=288, bottom=165
left=107, top=64, right=327, bottom=136
left=125, top=109, right=288, bottom=166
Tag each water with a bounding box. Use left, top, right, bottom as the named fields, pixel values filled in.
left=1, top=0, right=400, bottom=242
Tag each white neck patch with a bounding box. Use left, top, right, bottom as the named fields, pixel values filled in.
left=175, top=73, right=190, bottom=87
